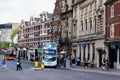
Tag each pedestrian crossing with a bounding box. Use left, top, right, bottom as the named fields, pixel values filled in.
left=30, top=67, right=51, bottom=71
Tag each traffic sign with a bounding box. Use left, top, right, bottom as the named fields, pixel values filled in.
left=0, top=24, right=12, bottom=29
left=82, top=43, right=86, bottom=48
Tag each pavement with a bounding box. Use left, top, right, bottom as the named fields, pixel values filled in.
left=21, top=60, right=120, bottom=76
left=69, top=66, right=120, bottom=76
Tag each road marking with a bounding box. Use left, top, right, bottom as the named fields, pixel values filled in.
left=30, top=68, right=50, bottom=71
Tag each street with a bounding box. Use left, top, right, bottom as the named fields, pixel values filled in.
left=0, top=59, right=120, bottom=80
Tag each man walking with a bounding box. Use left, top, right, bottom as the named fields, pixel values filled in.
left=16, top=59, right=23, bottom=71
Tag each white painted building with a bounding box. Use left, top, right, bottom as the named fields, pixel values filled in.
left=71, top=0, right=106, bottom=67
left=1, top=23, right=19, bottom=43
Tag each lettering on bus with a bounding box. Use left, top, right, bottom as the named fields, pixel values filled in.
left=44, top=50, right=56, bottom=54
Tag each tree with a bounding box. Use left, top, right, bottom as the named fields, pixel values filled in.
left=10, top=28, right=18, bottom=47
left=0, top=41, right=10, bottom=48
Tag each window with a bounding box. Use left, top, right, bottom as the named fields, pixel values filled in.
left=99, top=0, right=103, bottom=6
left=90, top=18, right=92, bottom=29
left=92, top=43, right=95, bottom=61
left=85, top=19, right=87, bottom=30
left=111, top=5, right=114, bottom=18
left=79, top=44, right=81, bottom=60
left=81, top=21, right=83, bottom=31
left=88, top=44, right=90, bottom=60
left=94, top=16, right=96, bottom=33
left=110, top=24, right=114, bottom=38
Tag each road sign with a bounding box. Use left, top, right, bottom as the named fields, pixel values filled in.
left=0, top=24, right=12, bottom=29
left=82, top=43, right=86, bottom=48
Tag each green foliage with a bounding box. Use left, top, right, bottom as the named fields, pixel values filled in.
left=100, top=49, right=106, bottom=55
left=0, top=41, right=10, bottom=48
left=10, top=28, right=18, bottom=47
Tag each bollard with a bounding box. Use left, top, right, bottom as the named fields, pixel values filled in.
left=41, top=63, right=44, bottom=70
left=34, top=61, right=38, bottom=68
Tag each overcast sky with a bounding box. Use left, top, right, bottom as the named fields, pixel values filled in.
left=0, top=0, right=55, bottom=24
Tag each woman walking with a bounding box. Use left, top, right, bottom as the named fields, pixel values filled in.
left=2, top=59, right=8, bottom=70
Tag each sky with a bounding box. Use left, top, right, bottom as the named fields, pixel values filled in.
left=0, top=0, right=56, bottom=24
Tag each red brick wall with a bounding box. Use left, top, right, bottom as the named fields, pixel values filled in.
left=114, top=2, right=120, bottom=16
left=106, top=6, right=110, bottom=18
left=106, top=1, right=120, bottom=41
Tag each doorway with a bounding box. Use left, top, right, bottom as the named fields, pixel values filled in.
left=98, top=49, right=102, bottom=67
left=109, top=45, right=117, bottom=68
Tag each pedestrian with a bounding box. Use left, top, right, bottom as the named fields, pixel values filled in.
left=91, top=60, right=94, bottom=69
left=16, top=59, right=22, bottom=71
left=102, top=58, right=105, bottom=71
left=84, top=58, right=88, bottom=68
left=105, top=57, right=110, bottom=71
left=2, top=59, right=8, bottom=70
left=76, top=57, right=80, bottom=66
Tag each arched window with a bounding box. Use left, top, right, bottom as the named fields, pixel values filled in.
left=85, top=19, right=87, bottom=30
left=81, top=21, right=83, bottom=31
left=94, top=16, right=96, bottom=33
left=90, top=18, right=92, bottom=29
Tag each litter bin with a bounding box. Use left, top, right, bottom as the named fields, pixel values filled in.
left=64, top=59, right=70, bottom=68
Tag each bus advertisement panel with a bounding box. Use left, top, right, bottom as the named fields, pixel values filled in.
left=42, top=42, right=57, bottom=67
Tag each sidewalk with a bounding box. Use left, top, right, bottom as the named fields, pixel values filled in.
left=20, top=59, right=120, bottom=76
left=69, top=66, right=120, bottom=76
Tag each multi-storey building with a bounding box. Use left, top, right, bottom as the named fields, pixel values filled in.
left=53, top=0, right=62, bottom=46
left=59, top=0, right=74, bottom=57
left=18, top=11, right=53, bottom=60
left=105, top=0, right=120, bottom=69
left=53, top=0, right=62, bottom=52
left=71, top=0, right=106, bottom=67
left=1, top=23, right=18, bottom=43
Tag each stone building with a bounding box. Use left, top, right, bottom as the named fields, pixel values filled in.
left=71, top=0, right=106, bottom=67
left=53, top=0, right=62, bottom=45
left=0, top=23, right=18, bottom=43
left=105, top=0, right=120, bottom=69
left=59, top=0, right=74, bottom=57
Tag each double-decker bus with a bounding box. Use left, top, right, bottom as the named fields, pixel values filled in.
left=42, top=42, right=57, bottom=67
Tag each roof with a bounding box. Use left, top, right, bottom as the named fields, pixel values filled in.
left=73, top=0, right=86, bottom=6
left=34, top=17, right=40, bottom=22
left=104, top=0, right=117, bottom=5
left=24, top=21, right=30, bottom=26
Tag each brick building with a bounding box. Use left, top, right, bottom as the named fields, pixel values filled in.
left=105, top=0, right=120, bottom=69
left=18, top=12, right=53, bottom=60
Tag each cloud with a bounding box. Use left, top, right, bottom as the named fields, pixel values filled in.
left=0, top=0, right=55, bottom=23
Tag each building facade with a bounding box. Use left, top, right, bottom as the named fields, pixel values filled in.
left=71, top=0, right=106, bottom=67
left=105, top=0, right=120, bottom=69
left=1, top=23, right=18, bottom=43
left=53, top=0, right=62, bottom=47
left=59, top=0, right=74, bottom=57
left=18, top=11, right=53, bottom=60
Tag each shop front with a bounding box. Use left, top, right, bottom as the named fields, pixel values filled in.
left=108, top=44, right=120, bottom=69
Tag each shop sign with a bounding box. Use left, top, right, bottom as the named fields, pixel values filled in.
left=71, top=44, right=77, bottom=47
